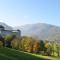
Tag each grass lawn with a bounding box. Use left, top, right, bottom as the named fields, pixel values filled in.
left=20, top=51, right=60, bottom=60
left=0, top=48, right=60, bottom=60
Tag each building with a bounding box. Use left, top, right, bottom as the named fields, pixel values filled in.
left=0, top=25, right=21, bottom=37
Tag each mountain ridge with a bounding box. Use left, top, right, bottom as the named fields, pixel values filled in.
left=0, top=22, right=60, bottom=41
left=15, top=23, right=60, bottom=40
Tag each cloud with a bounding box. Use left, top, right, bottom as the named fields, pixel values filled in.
left=0, top=19, right=3, bottom=22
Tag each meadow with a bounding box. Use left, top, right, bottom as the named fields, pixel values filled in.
left=0, top=48, right=60, bottom=60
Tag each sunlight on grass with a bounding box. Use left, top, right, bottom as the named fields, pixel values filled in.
left=0, top=48, right=49, bottom=60
left=20, top=51, right=60, bottom=60
left=0, top=48, right=60, bottom=60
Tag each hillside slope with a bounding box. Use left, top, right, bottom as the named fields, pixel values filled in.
left=16, top=23, right=60, bottom=40
left=0, top=48, right=50, bottom=60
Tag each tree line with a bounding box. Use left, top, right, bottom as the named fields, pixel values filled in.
left=0, top=35, right=60, bottom=57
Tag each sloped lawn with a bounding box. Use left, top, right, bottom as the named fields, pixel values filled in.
left=0, top=48, right=50, bottom=60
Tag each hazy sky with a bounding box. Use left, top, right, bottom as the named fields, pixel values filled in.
left=0, top=0, right=60, bottom=27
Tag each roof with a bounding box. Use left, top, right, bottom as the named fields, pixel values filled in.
left=0, top=25, right=4, bottom=28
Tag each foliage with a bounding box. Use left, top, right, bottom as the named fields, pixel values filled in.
left=0, top=34, right=60, bottom=57
left=4, top=35, right=16, bottom=47
left=0, top=41, right=3, bottom=47
left=11, top=37, right=21, bottom=49
left=0, top=35, right=4, bottom=46
left=44, top=41, right=52, bottom=56
left=4, top=35, right=16, bottom=41
left=40, top=40, right=45, bottom=51
left=55, top=43, right=60, bottom=56
left=21, top=36, right=33, bottom=52
left=33, top=40, right=40, bottom=53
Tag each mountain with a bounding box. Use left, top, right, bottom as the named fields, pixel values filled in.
left=15, top=23, right=60, bottom=40
left=0, top=22, right=13, bottom=30
left=1, top=22, right=60, bottom=41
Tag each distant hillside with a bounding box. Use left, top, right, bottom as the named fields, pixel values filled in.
left=47, top=32, right=60, bottom=41
left=15, top=23, right=60, bottom=40
left=1, top=22, right=60, bottom=41
left=0, top=22, right=12, bottom=30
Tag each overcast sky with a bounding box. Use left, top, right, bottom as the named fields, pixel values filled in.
left=0, top=0, right=60, bottom=27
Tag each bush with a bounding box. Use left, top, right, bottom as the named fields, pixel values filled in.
left=0, top=41, right=3, bottom=48
left=33, top=40, right=40, bottom=53
left=11, top=37, right=21, bottom=49
left=21, top=36, right=33, bottom=52
left=44, top=41, right=52, bottom=56
left=4, top=35, right=16, bottom=47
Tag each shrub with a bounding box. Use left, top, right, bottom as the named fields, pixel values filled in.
left=0, top=41, right=3, bottom=48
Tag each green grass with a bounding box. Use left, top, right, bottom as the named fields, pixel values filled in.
left=20, top=51, right=60, bottom=60
left=0, top=48, right=60, bottom=60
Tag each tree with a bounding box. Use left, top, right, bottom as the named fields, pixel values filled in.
left=0, top=41, right=3, bottom=48
left=33, top=40, right=40, bottom=53
left=21, top=36, right=33, bottom=52
left=40, top=40, right=45, bottom=51
left=11, top=37, right=21, bottom=49
left=39, top=40, right=45, bottom=55
left=0, top=35, right=4, bottom=46
left=44, top=40, right=52, bottom=56
left=50, top=41, right=55, bottom=56
left=56, top=43, right=60, bottom=57
left=4, top=35, right=16, bottom=47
